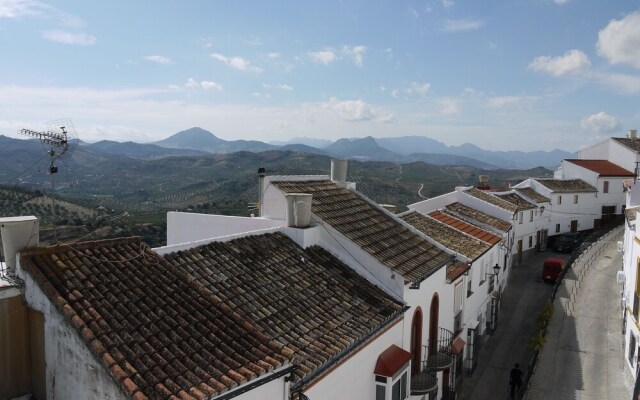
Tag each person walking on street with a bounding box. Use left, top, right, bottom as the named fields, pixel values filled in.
left=509, top=363, right=523, bottom=399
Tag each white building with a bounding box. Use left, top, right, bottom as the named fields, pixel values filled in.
left=556, top=159, right=633, bottom=226
left=577, top=130, right=639, bottom=173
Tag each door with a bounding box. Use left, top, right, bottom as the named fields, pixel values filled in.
left=517, top=240, right=523, bottom=264
left=536, top=230, right=541, bottom=252
left=428, top=294, right=439, bottom=356
left=570, top=220, right=578, bottom=233
left=28, top=308, right=46, bottom=400
left=410, top=308, right=423, bottom=375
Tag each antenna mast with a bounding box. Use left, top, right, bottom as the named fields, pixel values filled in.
left=18, top=121, right=76, bottom=243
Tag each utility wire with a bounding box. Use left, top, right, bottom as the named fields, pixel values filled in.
left=1, top=153, right=50, bottom=187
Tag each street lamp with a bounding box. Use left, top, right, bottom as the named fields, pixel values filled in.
left=493, top=263, right=500, bottom=278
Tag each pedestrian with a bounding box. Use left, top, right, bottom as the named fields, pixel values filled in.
left=509, top=363, right=523, bottom=399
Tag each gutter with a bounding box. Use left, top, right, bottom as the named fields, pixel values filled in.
left=213, top=364, right=298, bottom=400
left=291, top=305, right=410, bottom=392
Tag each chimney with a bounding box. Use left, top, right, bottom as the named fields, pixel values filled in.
left=0, top=216, right=39, bottom=277
left=629, top=129, right=638, bottom=139
left=379, top=204, right=397, bottom=214
left=330, top=159, right=348, bottom=182
left=478, top=175, right=490, bottom=190
left=285, top=193, right=312, bottom=228
left=257, top=167, right=266, bottom=217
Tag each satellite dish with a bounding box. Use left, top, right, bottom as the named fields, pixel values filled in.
left=17, top=119, right=80, bottom=243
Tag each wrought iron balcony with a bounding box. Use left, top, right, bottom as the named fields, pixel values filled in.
left=410, top=363, right=438, bottom=396
left=426, top=327, right=454, bottom=370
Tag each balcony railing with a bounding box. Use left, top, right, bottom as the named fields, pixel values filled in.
left=426, top=327, right=454, bottom=370
left=410, top=362, right=438, bottom=396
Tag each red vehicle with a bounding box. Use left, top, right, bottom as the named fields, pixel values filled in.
left=542, top=257, right=566, bottom=283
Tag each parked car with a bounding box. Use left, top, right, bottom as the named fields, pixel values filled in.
left=553, top=233, right=581, bottom=253
left=542, top=257, right=566, bottom=283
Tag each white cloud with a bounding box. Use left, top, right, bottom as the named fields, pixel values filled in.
left=342, top=45, right=367, bottom=67
left=391, top=89, right=399, bottom=98
left=267, top=52, right=280, bottom=59
left=597, top=12, right=640, bottom=69
left=580, top=112, right=621, bottom=133
left=316, top=98, right=394, bottom=123
left=438, top=98, right=460, bottom=116
left=0, top=0, right=48, bottom=18
left=528, top=49, right=591, bottom=76
left=278, top=84, right=293, bottom=91
left=407, top=82, right=431, bottom=97
left=441, top=0, right=454, bottom=9
left=200, top=81, right=223, bottom=91
left=167, top=84, right=180, bottom=90
left=554, top=0, right=570, bottom=4
left=210, top=53, right=261, bottom=72
left=442, top=19, right=484, bottom=32
left=487, top=95, right=539, bottom=108
left=308, top=50, right=336, bottom=65
left=145, top=55, right=172, bottom=64
left=595, top=72, right=640, bottom=95
left=186, top=78, right=222, bottom=91
left=42, top=30, right=96, bottom=45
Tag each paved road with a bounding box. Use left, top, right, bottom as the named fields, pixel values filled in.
left=458, top=249, right=560, bottom=400
left=524, top=228, right=634, bottom=400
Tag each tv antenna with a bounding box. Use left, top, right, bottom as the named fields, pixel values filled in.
left=18, top=119, right=79, bottom=243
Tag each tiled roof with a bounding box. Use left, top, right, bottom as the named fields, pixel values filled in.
left=463, top=188, right=519, bottom=212
left=565, top=159, right=634, bottom=177
left=495, top=193, right=536, bottom=211
left=20, top=237, right=293, bottom=400
left=446, top=261, right=470, bottom=283
left=273, top=180, right=453, bottom=281
left=428, top=210, right=501, bottom=245
left=400, top=211, right=489, bottom=261
left=515, top=187, right=550, bottom=203
left=164, top=232, right=404, bottom=387
left=534, top=179, right=597, bottom=193
left=444, top=203, right=512, bottom=232
left=613, top=137, right=640, bottom=153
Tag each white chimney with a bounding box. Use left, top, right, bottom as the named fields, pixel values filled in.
left=257, top=167, right=266, bottom=217
left=629, top=129, right=638, bottom=139
left=330, top=159, right=348, bottom=182
left=0, top=216, right=39, bottom=277
left=285, top=193, right=312, bottom=228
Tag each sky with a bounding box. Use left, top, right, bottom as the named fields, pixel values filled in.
left=0, top=0, right=639, bottom=152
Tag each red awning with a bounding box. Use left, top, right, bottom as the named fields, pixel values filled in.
left=374, top=344, right=412, bottom=377
left=452, top=337, right=466, bottom=355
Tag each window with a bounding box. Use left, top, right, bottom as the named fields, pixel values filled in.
left=518, top=211, right=523, bottom=224
left=375, top=376, right=387, bottom=400
left=479, top=261, right=486, bottom=285
left=556, top=223, right=560, bottom=233
left=392, top=371, right=408, bottom=400
left=603, top=180, right=609, bottom=193
left=454, top=280, right=464, bottom=313
left=629, top=334, right=637, bottom=366
left=557, top=195, right=562, bottom=205
left=574, top=194, right=578, bottom=204
left=467, top=273, right=473, bottom=297
left=529, top=236, right=533, bottom=248
left=529, top=210, right=533, bottom=222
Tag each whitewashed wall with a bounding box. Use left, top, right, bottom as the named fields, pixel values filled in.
left=166, top=212, right=284, bottom=245
left=17, top=261, right=125, bottom=400
left=576, top=139, right=611, bottom=161
left=608, top=140, right=640, bottom=173
left=304, top=321, right=405, bottom=400
left=408, top=191, right=461, bottom=214
left=222, top=369, right=289, bottom=400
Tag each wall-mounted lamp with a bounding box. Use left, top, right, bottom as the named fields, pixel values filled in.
left=539, top=205, right=545, bottom=214
left=486, top=263, right=500, bottom=280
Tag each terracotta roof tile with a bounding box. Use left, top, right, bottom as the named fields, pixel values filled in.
left=20, top=237, right=293, bottom=400
left=613, top=137, right=640, bottom=153
left=428, top=210, right=501, bottom=245
left=444, top=203, right=512, bottom=232
left=463, top=188, right=519, bottom=212
left=446, top=262, right=470, bottom=283
left=273, top=180, right=453, bottom=281
left=400, top=211, right=489, bottom=260
left=564, top=159, right=634, bottom=177
left=534, top=178, right=597, bottom=193
left=494, top=193, right=536, bottom=210
left=515, top=187, right=550, bottom=203
left=164, top=232, right=404, bottom=387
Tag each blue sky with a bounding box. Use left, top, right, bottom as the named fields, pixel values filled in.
left=1, top=0, right=639, bottom=151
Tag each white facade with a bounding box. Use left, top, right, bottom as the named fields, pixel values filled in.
left=577, top=138, right=640, bottom=173
left=622, top=183, right=640, bottom=379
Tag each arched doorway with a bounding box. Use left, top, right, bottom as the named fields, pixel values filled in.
left=410, top=307, right=423, bottom=374
left=428, top=294, right=439, bottom=355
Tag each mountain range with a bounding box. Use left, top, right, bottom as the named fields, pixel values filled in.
left=148, top=127, right=573, bottom=169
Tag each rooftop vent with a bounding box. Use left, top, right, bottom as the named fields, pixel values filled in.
left=629, top=129, right=638, bottom=139
left=0, top=216, right=39, bottom=277
left=285, top=193, right=312, bottom=228
left=330, top=159, right=348, bottom=182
